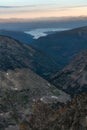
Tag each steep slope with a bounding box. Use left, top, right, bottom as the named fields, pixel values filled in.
left=5, top=94, right=87, bottom=130
left=50, top=50, right=87, bottom=95
left=0, top=30, right=34, bottom=44
left=0, top=69, right=70, bottom=130
left=32, top=26, right=87, bottom=70
left=0, top=69, right=70, bottom=103
left=23, top=93, right=87, bottom=130
left=0, top=36, right=70, bottom=129
left=0, top=36, right=58, bottom=79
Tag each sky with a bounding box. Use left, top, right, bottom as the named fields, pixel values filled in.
left=0, top=0, right=87, bottom=19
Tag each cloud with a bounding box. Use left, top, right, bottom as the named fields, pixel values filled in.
left=0, top=4, right=87, bottom=19
left=0, top=6, right=13, bottom=8
left=0, top=5, right=36, bottom=8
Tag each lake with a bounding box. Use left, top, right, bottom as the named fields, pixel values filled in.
left=24, top=28, right=70, bottom=39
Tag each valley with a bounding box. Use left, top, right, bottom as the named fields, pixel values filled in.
left=0, top=26, right=87, bottom=130
left=0, top=0, right=87, bottom=129
left=32, top=26, right=87, bottom=71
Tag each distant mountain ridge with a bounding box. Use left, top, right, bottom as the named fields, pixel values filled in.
left=32, top=26, right=87, bottom=71
left=0, top=30, right=34, bottom=44
left=0, top=16, right=87, bottom=31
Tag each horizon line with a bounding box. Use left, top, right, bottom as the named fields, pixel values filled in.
left=0, top=15, right=87, bottom=20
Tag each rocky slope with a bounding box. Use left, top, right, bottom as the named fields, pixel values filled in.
left=0, top=69, right=70, bottom=130
left=0, top=68, right=70, bottom=103
left=32, top=26, right=87, bottom=70
left=0, top=36, right=58, bottom=79
left=50, top=50, right=87, bottom=95
left=5, top=88, right=87, bottom=130
left=0, top=68, right=70, bottom=130
left=7, top=93, right=87, bottom=130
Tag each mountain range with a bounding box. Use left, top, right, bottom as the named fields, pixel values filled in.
left=0, top=16, right=87, bottom=31
left=0, top=26, right=87, bottom=130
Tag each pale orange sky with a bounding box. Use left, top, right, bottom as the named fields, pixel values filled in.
left=0, top=5, right=87, bottom=19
